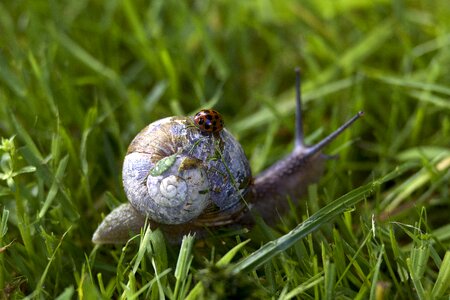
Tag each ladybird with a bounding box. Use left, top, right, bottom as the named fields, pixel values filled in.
left=194, top=109, right=224, bottom=133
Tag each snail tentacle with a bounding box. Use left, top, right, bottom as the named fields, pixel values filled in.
left=247, top=70, right=364, bottom=225
left=294, top=68, right=305, bottom=149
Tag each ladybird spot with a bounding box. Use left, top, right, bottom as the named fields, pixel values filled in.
left=206, top=115, right=213, bottom=120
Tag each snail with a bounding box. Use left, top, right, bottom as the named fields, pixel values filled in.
left=92, top=69, right=364, bottom=244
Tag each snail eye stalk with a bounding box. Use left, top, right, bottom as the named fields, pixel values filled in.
left=293, top=67, right=364, bottom=155
left=294, top=68, right=304, bottom=149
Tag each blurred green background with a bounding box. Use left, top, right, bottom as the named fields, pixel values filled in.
left=0, top=0, right=449, bottom=298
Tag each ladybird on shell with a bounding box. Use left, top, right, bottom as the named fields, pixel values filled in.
left=92, top=69, right=364, bottom=244
left=194, top=109, right=224, bottom=133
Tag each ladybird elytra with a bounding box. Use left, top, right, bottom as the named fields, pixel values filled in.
left=194, top=109, right=224, bottom=133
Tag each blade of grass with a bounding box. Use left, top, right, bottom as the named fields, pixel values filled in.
left=376, top=74, right=450, bottom=96
left=132, top=225, right=153, bottom=274
left=216, top=239, right=251, bottom=267
left=50, top=26, right=119, bottom=84
left=173, top=234, right=195, bottom=300
left=24, top=227, right=71, bottom=299
left=38, top=155, right=69, bottom=219
left=382, top=155, right=450, bottom=212
left=152, top=257, right=166, bottom=300
left=282, top=272, right=324, bottom=300
left=27, top=51, right=59, bottom=117
left=229, top=169, right=397, bottom=275
left=431, top=251, right=450, bottom=298
left=185, top=239, right=252, bottom=300
left=336, top=231, right=373, bottom=287
left=0, top=52, right=26, bottom=98
left=0, top=208, right=10, bottom=291
left=55, top=286, right=75, bottom=300
left=408, top=91, right=450, bottom=109
left=369, top=245, right=385, bottom=300
left=232, top=76, right=359, bottom=133
left=323, top=256, right=336, bottom=300
left=129, top=268, right=171, bottom=300
left=406, top=257, right=426, bottom=300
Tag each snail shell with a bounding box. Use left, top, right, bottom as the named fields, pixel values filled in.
left=92, top=69, right=363, bottom=244
left=122, top=116, right=251, bottom=225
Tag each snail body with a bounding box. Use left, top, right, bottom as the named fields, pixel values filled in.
left=92, top=70, right=363, bottom=244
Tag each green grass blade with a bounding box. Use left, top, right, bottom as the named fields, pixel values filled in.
left=431, top=251, right=450, bottom=298
left=0, top=52, right=26, bottom=98
left=323, top=258, right=336, bottom=300
left=216, top=239, right=251, bottom=267
left=0, top=208, right=10, bottom=291
left=55, top=286, right=75, bottom=300
left=173, top=234, right=195, bottom=300
left=25, top=227, right=71, bottom=299
left=230, top=175, right=389, bottom=275
left=407, top=257, right=426, bottom=300
left=185, top=238, right=252, bottom=299
left=232, top=77, right=358, bottom=133
left=38, top=155, right=69, bottom=219
left=282, top=272, right=324, bottom=300
left=132, top=225, right=153, bottom=274
left=50, top=27, right=119, bottom=83
left=0, top=208, right=8, bottom=239
left=369, top=245, right=385, bottom=300
left=376, top=74, right=450, bottom=96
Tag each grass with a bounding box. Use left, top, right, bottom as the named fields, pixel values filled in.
left=0, top=0, right=449, bottom=298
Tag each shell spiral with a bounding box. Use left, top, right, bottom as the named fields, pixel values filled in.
left=122, top=116, right=252, bottom=225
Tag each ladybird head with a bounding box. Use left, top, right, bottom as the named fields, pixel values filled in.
left=193, top=109, right=224, bottom=133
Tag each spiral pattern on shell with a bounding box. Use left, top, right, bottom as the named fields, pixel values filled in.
left=122, top=116, right=252, bottom=225
left=149, top=175, right=187, bottom=207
